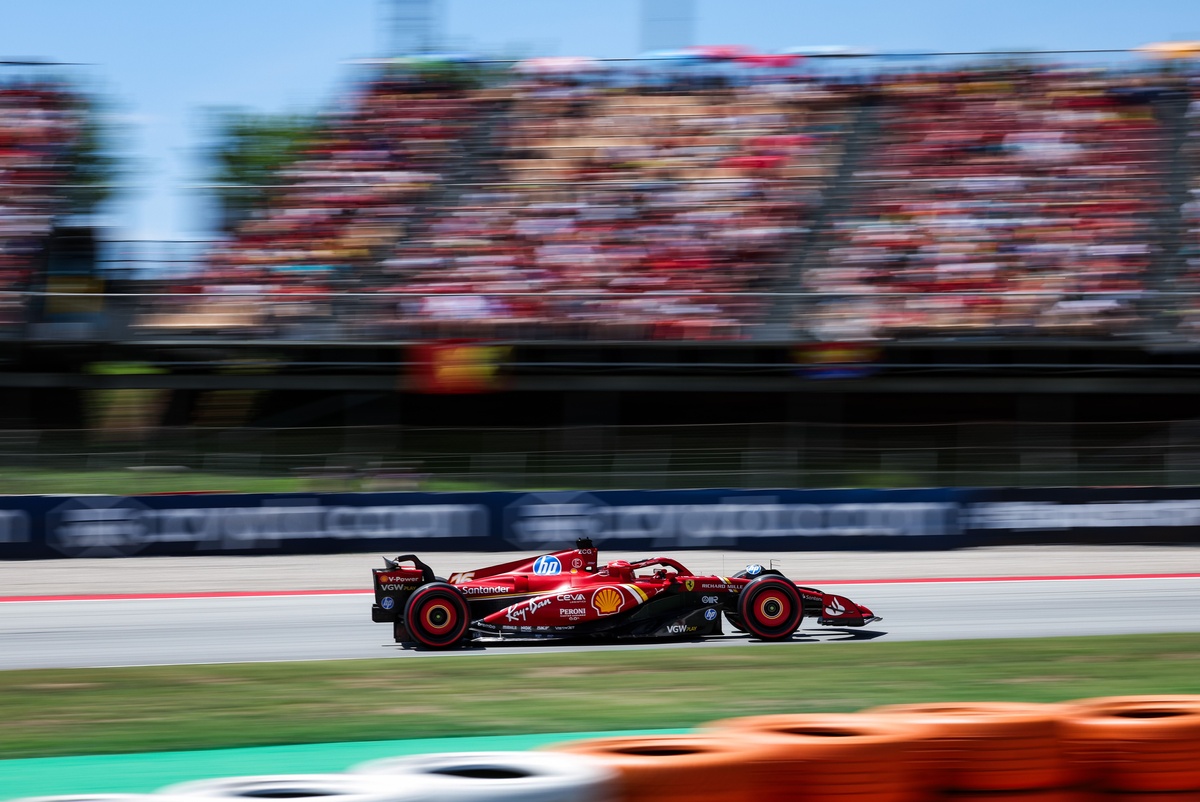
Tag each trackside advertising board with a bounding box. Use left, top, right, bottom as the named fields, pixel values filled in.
left=0, top=487, right=1197, bottom=559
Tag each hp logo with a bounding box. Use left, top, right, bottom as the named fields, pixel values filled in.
left=532, top=555, right=562, bottom=575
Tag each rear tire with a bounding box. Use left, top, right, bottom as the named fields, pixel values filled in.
left=403, top=582, right=470, bottom=649
left=737, top=576, right=803, bottom=641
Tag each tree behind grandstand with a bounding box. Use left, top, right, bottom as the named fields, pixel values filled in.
left=204, top=109, right=318, bottom=232
left=42, top=84, right=122, bottom=217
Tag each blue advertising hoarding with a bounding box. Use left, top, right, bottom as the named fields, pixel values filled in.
left=0, top=486, right=1197, bottom=559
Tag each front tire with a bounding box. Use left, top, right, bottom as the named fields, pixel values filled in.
left=403, top=582, right=470, bottom=649
left=737, top=576, right=803, bottom=641
left=727, top=568, right=784, bottom=633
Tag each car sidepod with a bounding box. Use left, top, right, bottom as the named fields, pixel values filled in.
left=608, top=582, right=725, bottom=639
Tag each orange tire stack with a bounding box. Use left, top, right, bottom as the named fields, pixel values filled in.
left=699, top=713, right=920, bottom=802
left=541, top=734, right=769, bottom=802
left=1058, top=695, right=1200, bottom=796
left=865, top=702, right=1074, bottom=801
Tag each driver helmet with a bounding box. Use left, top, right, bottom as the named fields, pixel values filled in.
left=599, top=559, right=632, bottom=578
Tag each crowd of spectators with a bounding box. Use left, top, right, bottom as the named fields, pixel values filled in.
left=142, top=74, right=487, bottom=334
left=1177, top=80, right=1200, bottom=337
left=0, top=80, right=87, bottom=325
left=805, top=67, right=1166, bottom=340
left=127, top=64, right=1189, bottom=341
left=373, top=75, right=855, bottom=339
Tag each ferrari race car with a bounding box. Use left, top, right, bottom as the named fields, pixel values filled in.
left=371, top=538, right=880, bottom=649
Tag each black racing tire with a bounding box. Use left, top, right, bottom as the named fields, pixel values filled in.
left=737, top=575, right=803, bottom=641
left=726, top=568, right=783, bottom=632
left=403, top=582, right=471, bottom=649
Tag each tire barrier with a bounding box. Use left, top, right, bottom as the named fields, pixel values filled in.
left=17, top=695, right=1200, bottom=802
left=863, top=702, right=1072, bottom=793
left=350, top=751, right=617, bottom=802
left=699, top=713, right=919, bottom=802
left=158, top=774, right=414, bottom=802
left=1098, top=795, right=1200, bottom=802
left=939, top=792, right=1095, bottom=802
left=1058, top=696, right=1200, bottom=793
left=540, top=735, right=770, bottom=802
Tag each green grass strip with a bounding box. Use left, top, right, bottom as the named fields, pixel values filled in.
left=0, top=469, right=503, bottom=495
left=2, top=633, right=1198, bottom=760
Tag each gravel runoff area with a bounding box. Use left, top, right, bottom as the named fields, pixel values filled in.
left=1, top=546, right=1197, bottom=596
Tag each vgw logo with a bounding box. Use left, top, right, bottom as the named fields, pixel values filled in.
left=532, top=555, right=562, bottom=575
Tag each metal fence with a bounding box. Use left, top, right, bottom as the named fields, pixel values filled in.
left=3, top=420, right=1200, bottom=492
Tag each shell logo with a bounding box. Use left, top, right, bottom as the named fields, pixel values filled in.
left=592, top=586, right=625, bottom=616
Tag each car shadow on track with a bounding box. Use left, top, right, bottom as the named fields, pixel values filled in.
left=393, top=627, right=888, bottom=652
left=805, top=627, right=888, bottom=642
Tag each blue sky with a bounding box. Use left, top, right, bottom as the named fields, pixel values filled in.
left=2, top=0, right=1199, bottom=244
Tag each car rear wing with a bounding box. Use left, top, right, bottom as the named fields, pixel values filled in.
left=381, top=554, right=436, bottom=582
left=372, top=555, right=437, bottom=626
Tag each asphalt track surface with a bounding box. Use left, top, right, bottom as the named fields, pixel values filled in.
left=2, top=547, right=1198, bottom=670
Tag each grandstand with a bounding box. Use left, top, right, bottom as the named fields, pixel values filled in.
left=804, top=68, right=1167, bottom=339
left=0, top=79, right=92, bottom=327
left=93, top=60, right=1197, bottom=344
left=6, top=54, right=1200, bottom=488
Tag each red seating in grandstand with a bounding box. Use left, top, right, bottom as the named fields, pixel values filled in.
left=805, top=68, right=1165, bottom=340
left=156, top=76, right=485, bottom=333
left=1176, top=80, right=1200, bottom=336
left=167, top=66, right=1179, bottom=341
left=0, top=81, right=87, bottom=323
left=371, top=76, right=854, bottom=339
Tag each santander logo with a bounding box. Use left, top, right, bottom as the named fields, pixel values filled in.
left=824, top=598, right=846, bottom=617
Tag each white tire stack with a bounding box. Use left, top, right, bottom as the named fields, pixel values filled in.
left=158, top=774, right=420, bottom=802
left=14, top=751, right=616, bottom=802
left=351, top=751, right=617, bottom=802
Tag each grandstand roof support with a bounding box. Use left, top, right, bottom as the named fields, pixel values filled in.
left=388, top=0, right=441, bottom=56
left=640, top=0, right=696, bottom=53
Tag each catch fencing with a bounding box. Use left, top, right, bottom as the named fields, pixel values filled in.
left=8, top=420, right=1200, bottom=492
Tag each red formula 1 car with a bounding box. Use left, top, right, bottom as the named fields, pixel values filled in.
left=370, top=538, right=880, bottom=649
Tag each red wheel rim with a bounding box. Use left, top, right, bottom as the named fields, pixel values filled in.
left=423, top=602, right=456, bottom=634
left=758, top=592, right=790, bottom=621
left=741, top=578, right=802, bottom=640
left=406, top=586, right=468, bottom=648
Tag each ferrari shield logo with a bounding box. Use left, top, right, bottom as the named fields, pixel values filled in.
left=685, top=579, right=694, bottom=592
